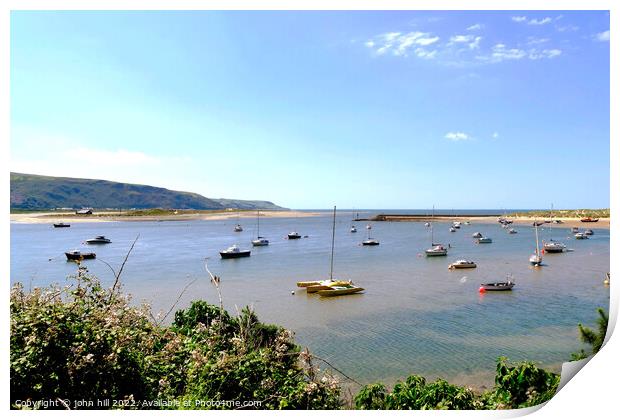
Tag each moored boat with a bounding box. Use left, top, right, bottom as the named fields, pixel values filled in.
left=584, top=229, right=594, bottom=235
left=220, top=245, right=251, bottom=259
left=571, top=227, right=579, bottom=233
left=85, top=235, right=111, bottom=244
left=472, top=232, right=483, bottom=238
left=53, top=222, right=70, bottom=228
left=317, top=285, right=365, bottom=297
left=65, top=250, right=96, bottom=261
left=529, top=222, right=543, bottom=266
left=251, top=211, right=269, bottom=246
left=476, top=237, right=492, bottom=244
left=234, top=224, right=243, bottom=232
left=574, top=232, right=589, bottom=240
left=581, top=217, right=599, bottom=222
left=508, top=228, right=517, bottom=234
left=306, top=280, right=353, bottom=293
left=448, top=260, right=476, bottom=269
left=480, top=279, right=515, bottom=291
left=287, top=231, right=302, bottom=239
left=543, top=240, right=566, bottom=253
left=426, top=244, right=448, bottom=256
left=449, top=227, right=456, bottom=232
left=363, top=223, right=379, bottom=245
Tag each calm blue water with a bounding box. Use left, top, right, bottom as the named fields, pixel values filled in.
left=10, top=212, right=610, bottom=388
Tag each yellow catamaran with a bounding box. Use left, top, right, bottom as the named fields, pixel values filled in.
left=296, top=206, right=364, bottom=297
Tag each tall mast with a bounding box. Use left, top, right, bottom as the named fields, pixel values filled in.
left=534, top=221, right=540, bottom=257
left=256, top=210, right=260, bottom=238
left=431, top=205, right=435, bottom=245
left=330, top=206, right=336, bottom=281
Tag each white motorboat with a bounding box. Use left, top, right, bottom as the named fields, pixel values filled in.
left=350, top=225, right=357, bottom=233
left=584, top=229, right=594, bottom=235
left=85, top=235, right=111, bottom=244
left=574, top=232, right=589, bottom=240
left=508, top=228, right=517, bottom=234
left=449, top=227, right=456, bottom=232
left=480, top=280, right=515, bottom=291
left=472, top=232, right=483, bottom=238
left=288, top=231, right=301, bottom=239
left=448, top=259, right=476, bottom=269
left=234, top=224, right=243, bottom=232
left=452, top=221, right=461, bottom=229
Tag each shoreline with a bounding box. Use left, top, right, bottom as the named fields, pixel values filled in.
left=10, top=210, right=610, bottom=229
left=9, top=210, right=323, bottom=224
left=370, top=215, right=610, bottom=229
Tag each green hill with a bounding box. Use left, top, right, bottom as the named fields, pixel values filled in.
left=10, top=173, right=285, bottom=211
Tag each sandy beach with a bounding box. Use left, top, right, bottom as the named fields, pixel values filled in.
left=370, top=215, right=610, bottom=229
left=9, top=210, right=323, bottom=224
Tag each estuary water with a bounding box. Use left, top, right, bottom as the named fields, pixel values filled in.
left=10, top=211, right=610, bottom=388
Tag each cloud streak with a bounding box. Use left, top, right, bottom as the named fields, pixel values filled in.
left=445, top=132, right=470, bottom=141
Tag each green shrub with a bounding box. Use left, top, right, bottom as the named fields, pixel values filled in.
left=10, top=268, right=340, bottom=410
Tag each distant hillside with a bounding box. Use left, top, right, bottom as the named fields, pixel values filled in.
left=10, top=173, right=285, bottom=211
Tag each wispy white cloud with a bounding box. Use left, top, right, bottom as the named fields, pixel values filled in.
left=528, top=17, right=552, bottom=26
left=477, top=43, right=561, bottom=63
left=445, top=132, right=470, bottom=141
left=449, top=34, right=482, bottom=50
left=466, top=24, right=483, bottom=31
left=556, top=24, right=579, bottom=32
left=595, top=30, right=610, bottom=42
left=366, top=31, right=440, bottom=57
left=512, top=16, right=554, bottom=26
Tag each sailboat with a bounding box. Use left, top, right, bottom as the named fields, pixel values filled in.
left=362, top=223, right=380, bottom=246
left=425, top=206, right=447, bottom=256
left=529, top=221, right=543, bottom=266
left=251, top=210, right=269, bottom=246
left=233, top=210, right=243, bottom=232
left=350, top=210, right=357, bottom=233
left=296, top=206, right=364, bottom=296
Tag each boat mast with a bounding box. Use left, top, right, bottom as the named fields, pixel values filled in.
left=256, top=210, right=260, bottom=238
left=431, top=205, right=435, bottom=245
left=534, top=221, right=540, bottom=257
left=330, top=206, right=336, bottom=281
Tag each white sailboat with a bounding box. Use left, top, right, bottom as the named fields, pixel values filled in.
left=362, top=223, right=379, bottom=246
left=350, top=210, right=357, bottom=232
left=251, top=210, right=269, bottom=246
left=425, top=206, right=447, bottom=256
left=529, top=221, right=543, bottom=266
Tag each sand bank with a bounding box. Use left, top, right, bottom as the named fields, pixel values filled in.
left=10, top=210, right=322, bottom=224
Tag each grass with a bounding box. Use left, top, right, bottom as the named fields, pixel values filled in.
left=508, top=209, right=610, bottom=218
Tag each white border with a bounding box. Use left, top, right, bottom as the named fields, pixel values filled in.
left=2, top=1, right=615, bottom=419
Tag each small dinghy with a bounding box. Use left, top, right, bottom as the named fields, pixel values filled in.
left=53, top=223, right=70, bottom=228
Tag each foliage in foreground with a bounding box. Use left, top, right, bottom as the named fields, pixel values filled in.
left=354, top=357, right=560, bottom=410
left=10, top=267, right=340, bottom=409
left=570, top=307, right=608, bottom=361
left=11, top=267, right=567, bottom=410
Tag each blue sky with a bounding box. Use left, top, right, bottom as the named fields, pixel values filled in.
left=10, top=10, right=610, bottom=209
